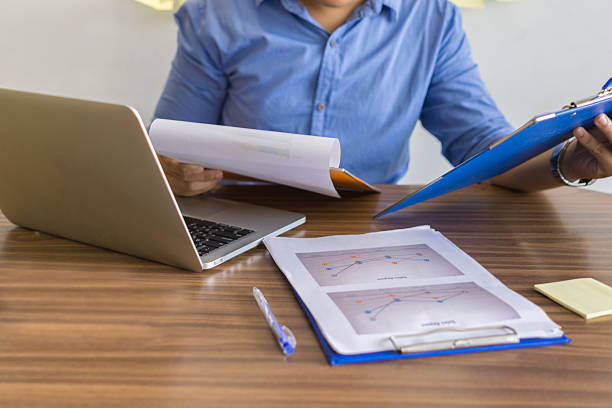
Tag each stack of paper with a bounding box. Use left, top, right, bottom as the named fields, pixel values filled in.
left=149, top=119, right=378, bottom=197
left=264, top=227, right=564, bottom=357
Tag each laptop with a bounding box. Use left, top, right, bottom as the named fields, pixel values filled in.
left=0, top=88, right=305, bottom=271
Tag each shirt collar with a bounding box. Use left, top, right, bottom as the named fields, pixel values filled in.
left=254, top=0, right=400, bottom=20
left=364, top=0, right=400, bottom=21
left=382, top=0, right=400, bottom=16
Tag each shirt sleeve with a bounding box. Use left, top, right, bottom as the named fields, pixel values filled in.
left=419, top=3, right=514, bottom=166
left=153, top=0, right=227, bottom=125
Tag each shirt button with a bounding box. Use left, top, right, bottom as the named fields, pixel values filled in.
left=317, top=103, right=326, bottom=112
left=330, top=39, right=337, bottom=48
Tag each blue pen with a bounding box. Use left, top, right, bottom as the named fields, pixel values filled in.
left=253, top=287, right=296, bottom=355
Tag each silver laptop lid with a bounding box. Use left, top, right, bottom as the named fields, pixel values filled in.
left=0, top=88, right=202, bottom=271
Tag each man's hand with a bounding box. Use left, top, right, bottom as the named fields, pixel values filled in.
left=562, top=114, right=612, bottom=181
left=158, top=154, right=222, bottom=196
left=489, top=113, right=612, bottom=192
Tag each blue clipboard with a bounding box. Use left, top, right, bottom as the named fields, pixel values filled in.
left=292, top=289, right=571, bottom=366
left=376, top=79, right=612, bottom=218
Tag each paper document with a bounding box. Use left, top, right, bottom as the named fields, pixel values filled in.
left=264, top=227, right=563, bottom=355
left=149, top=119, right=378, bottom=197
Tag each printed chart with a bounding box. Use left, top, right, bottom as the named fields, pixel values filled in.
left=296, top=244, right=462, bottom=286
left=328, top=282, right=520, bottom=335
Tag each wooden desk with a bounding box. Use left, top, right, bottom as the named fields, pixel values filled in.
left=1, top=184, right=611, bottom=407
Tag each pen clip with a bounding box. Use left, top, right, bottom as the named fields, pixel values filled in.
left=389, top=325, right=519, bottom=354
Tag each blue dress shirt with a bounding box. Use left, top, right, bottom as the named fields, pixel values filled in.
left=154, top=0, right=514, bottom=184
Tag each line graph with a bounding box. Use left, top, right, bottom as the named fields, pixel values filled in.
left=359, top=287, right=468, bottom=321
left=328, top=282, right=520, bottom=335
left=296, top=244, right=462, bottom=286
left=323, top=252, right=430, bottom=278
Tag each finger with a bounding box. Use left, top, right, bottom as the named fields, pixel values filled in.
left=159, top=155, right=196, bottom=180
left=166, top=170, right=222, bottom=193
left=167, top=162, right=204, bottom=181
left=160, top=157, right=211, bottom=181
left=574, top=126, right=612, bottom=173
left=185, top=168, right=222, bottom=182
left=158, top=154, right=179, bottom=169
left=170, top=167, right=222, bottom=183
left=178, top=163, right=205, bottom=176
left=594, top=114, right=612, bottom=143
left=158, top=154, right=201, bottom=174
left=157, top=155, right=222, bottom=194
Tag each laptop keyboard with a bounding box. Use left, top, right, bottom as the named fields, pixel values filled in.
left=183, top=216, right=254, bottom=257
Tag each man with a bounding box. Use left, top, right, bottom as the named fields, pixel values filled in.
left=154, top=0, right=612, bottom=196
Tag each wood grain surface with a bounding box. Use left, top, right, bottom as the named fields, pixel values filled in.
left=1, top=184, right=611, bottom=407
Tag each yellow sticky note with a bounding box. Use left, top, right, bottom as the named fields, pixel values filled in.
left=450, top=0, right=484, bottom=8
left=131, top=0, right=186, bottom=11
left=535, top=278, right=612, bottom=320
left=450, top=0, right=524, bottom=9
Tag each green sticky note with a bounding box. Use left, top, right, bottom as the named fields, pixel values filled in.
left=535, top=278, right=612, bottom=320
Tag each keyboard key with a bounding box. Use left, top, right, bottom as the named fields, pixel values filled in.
left=213, top=230, right=242, bottom=240
left=203, top=240, right=224, bottom=248
left=207, top=236, right=231, bottom=245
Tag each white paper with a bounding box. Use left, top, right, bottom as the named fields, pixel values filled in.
left=264, top=227, right=562, bottom=355
left=149, top=119, right=341, bottom=197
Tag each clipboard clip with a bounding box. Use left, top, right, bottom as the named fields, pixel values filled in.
left=389, top=325, right=519, bottom=354
left=562, top=76, right=612, bottom=110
